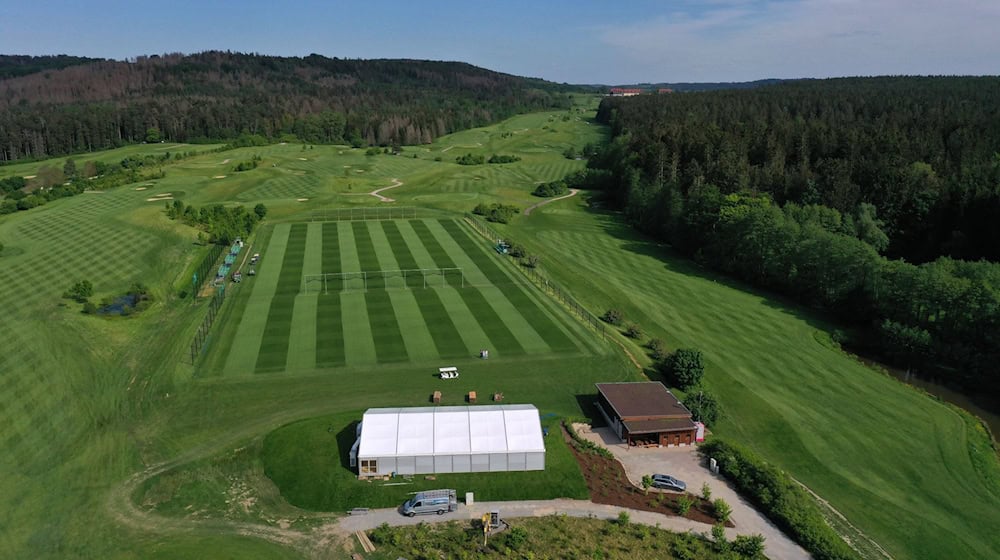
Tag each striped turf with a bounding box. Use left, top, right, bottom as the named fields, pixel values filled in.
left=436, top=220, right=577, bottom=352
left=254, top=223, right=307, bottom=372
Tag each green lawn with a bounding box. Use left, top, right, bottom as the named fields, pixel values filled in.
left=259, top=412, right=587, bottom=511
left=511, top=196, right=1000, bottom=560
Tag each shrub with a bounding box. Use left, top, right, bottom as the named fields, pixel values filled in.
left=641, top=475, right=653, bottom=495
left=504, top=526, right=528, bottom=550
left=602, top=309, right=624, bottom=326
left=732, top=534, right=766, bottom=559
left=616, top=511, right=630, bottom=526
left=711, top=523, right=728, bottom=551
left=700, top=439, right=860, bottom=560
left=63, top=280, right=93, bottom=303
left=624, top=323, right=643, bottom=339
left=712, top=499, right=732, bottom=523
left=676, top=495, right=693, bottom=516
left=660, top=348, right=704, bottom=389
left=647, top=338, right=669, bottom=361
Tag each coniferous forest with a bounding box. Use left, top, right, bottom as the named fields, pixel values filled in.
left=0, top=51, right=579, bottom=162
left=591, top=77, right=1000, bottom=398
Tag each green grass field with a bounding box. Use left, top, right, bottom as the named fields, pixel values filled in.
left=1, top=95, right=998, bottom=560
left=510, top=197, right=1000, bottom=560
left=205, top=218, right=591, bottom=376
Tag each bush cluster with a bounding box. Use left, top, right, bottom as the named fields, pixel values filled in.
left=601, top=308, right=624, bottom=326
left=563, top=422, right=614, bottom=459
left=456, top=152, right=485, bottom=165
left=472, top=202, right=519, bottom=224
left=487, top=153, right=521, bottom=164
left=700, top=439, right=861, bottom=560
left=533, top=180, right=569, bottom=198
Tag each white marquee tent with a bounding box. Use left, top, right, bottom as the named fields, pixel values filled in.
left=353, top=405, right=546, bottom=477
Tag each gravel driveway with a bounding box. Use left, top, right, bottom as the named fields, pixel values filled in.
left=575, top=425, right=810, bottom=560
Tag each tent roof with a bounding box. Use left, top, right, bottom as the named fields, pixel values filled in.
left=359, top=405, right=545, bottom=458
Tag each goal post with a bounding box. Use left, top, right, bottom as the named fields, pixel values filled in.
left=301, top=268, right=463, bottom=293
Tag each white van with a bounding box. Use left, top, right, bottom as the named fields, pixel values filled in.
left=400, top=489, right=458, bottom=517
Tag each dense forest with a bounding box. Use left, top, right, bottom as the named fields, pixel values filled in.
left=0, top=51, right=580, bottom=162
left=0, top=54, right=104, bottom=80
left=590, top=77, right=1000, bottom=399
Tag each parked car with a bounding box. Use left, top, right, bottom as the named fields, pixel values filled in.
left=651, top=474, right=686, bottom=492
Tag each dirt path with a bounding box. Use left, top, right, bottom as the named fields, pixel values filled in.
left=440, top=142, right=482, bottom=153
left=524, top=189, right=579, bottom=216
left=369, top=178, right=403, bottom=202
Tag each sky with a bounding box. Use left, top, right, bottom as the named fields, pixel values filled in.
left=1, top=0, right=998, bottom=84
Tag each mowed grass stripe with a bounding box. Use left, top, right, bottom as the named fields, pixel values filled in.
left=350, top=222, right=407, bottom=362
left=436, top=220, right=576, bottom=352
left=341, top=292, right=377, bottom=365
left=286, top=225, right=322, bottom=372
left=351, top=221, right=385, bottom=289
left=255, top=224, right=307, bottom=372
left=380, top=221, right=429, bottom=288
left=400, top=222, right=527, bottom=355
left=315, top=294, right=346, bottom=367
left=320, top=222, right=343, bottom=292
left=225, top=224, right=290, bottom=375
left=383, top=221, right=475, bottom=358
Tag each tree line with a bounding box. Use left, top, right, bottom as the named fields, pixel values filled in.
left=590, top=77, right=1000, bottom=399
left=597, top=77, right=1000, bottom=263
left=0, top=51, right=582, bottom=162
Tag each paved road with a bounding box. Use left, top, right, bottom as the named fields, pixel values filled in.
left=337, top=498, right=720, bottom=536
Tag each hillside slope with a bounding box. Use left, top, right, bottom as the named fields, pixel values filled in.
left=0, top=51, right=578, bottom=161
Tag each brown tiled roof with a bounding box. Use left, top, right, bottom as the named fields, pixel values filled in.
left=596, top=382, right=691, bottom=419
left=623, top=417, right=696, bottom=434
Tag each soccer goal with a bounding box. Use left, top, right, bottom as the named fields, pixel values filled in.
left=302, top=268, right=463, bottom=294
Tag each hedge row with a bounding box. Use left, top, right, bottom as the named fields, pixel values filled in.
left=700, top=439, right=860, bottom=560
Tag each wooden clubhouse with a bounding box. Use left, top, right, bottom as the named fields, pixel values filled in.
left=595, top=382, right=697, bottom=447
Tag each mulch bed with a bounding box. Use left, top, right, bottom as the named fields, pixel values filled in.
left=563, top=425, right=731, bottom=527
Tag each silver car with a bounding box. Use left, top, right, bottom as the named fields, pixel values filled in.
left=651, top=474, right=686, bottom=492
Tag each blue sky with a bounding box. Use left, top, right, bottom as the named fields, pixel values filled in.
left=1, top=0, right=997, bottom=83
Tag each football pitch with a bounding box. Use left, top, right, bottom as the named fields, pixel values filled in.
left=208, top=218, right=594, bottom=375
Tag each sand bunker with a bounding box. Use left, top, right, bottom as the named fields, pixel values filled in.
left=213, top=175, right=226, bottom=179
left=148, top=196, right=173, bottom=202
